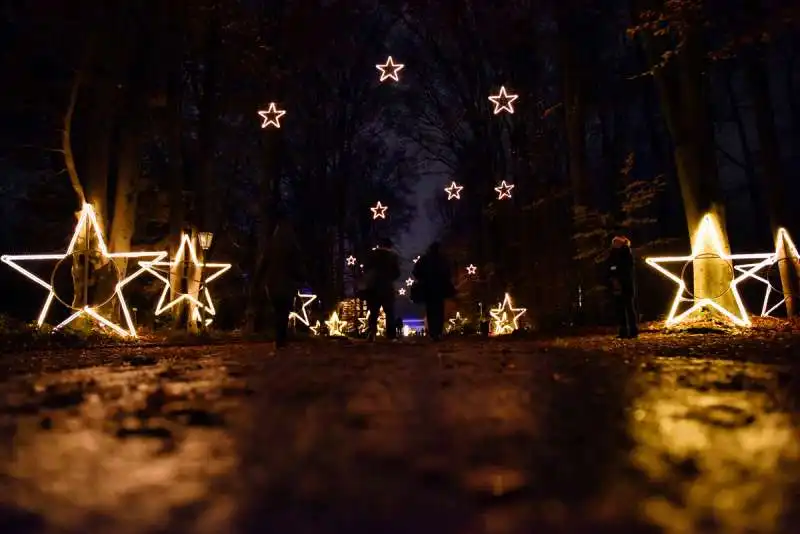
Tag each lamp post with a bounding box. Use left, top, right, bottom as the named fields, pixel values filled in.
left=197, top=231, right=214, bottom=329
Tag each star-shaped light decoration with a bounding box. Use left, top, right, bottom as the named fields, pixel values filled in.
left=489, top=293, right=527, bottom=335
left=371, top=202, right=388, bottom=219
left=258, top=102, right=286, bottom=128
left=488, top=86, right=519, bottom=115
left=494, top=181, right=515, bottom=200
left=376, top=56, right=404, bottom=82
left=466, top=264, right=477, bottom=275
left=444, top=181, right=463, bottom=200
left=447, top=312, right=468, bottom=334
left=140, top=233, right=231, bottom=325
left=645, top=213, right=774, bottom=327
left=398, top=288, right=406, bottom=296
left=413, top=255, right=420, bottom=263
left=325, top=311, right=348, bottom=336
left=0, top=203, right=166, bottom=337
left=310, top=320, right=321, bottom=336
left=346, top=255, right=357, bottom=266
left=405, top=277, right=414, bottom=286
left=734, top=228, right=800, bottom=317
left=288, top=291, right=318, bottom=327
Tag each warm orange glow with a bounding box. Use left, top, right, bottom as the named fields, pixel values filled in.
left=0, top=203, right=165, bottom=337
left=139, top=233, right=231, bottom=326
left=288, top=292, right=317, bottom=327
left=325, top=311, right=347, bottom=336
left=645, top=214, right=773, bottom=327
left=735, top=228, right=800, bottom=317
left=489, top=293, right=526, bottom=335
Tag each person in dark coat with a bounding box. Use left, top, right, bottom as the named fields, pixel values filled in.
left=413, top=241, right=455, bottom=341
left=265, top=210, right=305, bottom=349
left=362, top=237, right=400, bottom=341
left=608, top=235, right=638, bottom=339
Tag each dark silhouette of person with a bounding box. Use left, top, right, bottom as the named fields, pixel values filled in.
left=362, top=237, right=400, bottom=341
left=608, top=235, right=638, bottom=338
left=265, top=209, right=305, bottom=349
left=413, top=241, right=455, bottom=340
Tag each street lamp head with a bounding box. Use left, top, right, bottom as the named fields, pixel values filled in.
left=198, top=231, right=214, bottom=250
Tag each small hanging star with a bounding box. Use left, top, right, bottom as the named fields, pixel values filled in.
left=405, top=277, right=414, bottom=286
left=258, top=102, right=286, bottom=128
left=488, top=86, right=518, bottom=115
left=466, top=264, right=477, bottom=275
left=346, top=255, right=357, bottom=266
left=444, top=181, right=463, bottom=200
left=371, top=202, right=388, bottom=219
left=412, top=255, right=420, bottom=263
left=494, top=181, right=515, bottom=199
left=376, top=56, right=404, bottom=82
left=398, top=288, right=406, bottom=296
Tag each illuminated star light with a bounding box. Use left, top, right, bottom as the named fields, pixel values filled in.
left=0, top=203, right=166, bottom=337
left=140, top=233, right=231, bottom=325
left=288, top=291, right=318, bottom=327
left=346, top=255, right=357, bottom=266
left=325, top=311, right=348, bottom=336
left=413, top=255, right=420, bottom=263
left=488, top=86, right=519, bottom=115
left=376, top=56, right=405, bottom=82
left=735, top=228, right=800, bottom=317
left=447, top=311, right=467, bottom=333
left=358, top=308, right=386, bottom=336
left=444, top=181, right=463, bottom=200
left=310, top=320, right=321, bottom=336
left=405, top=277, right=414, bottom=286
left=489, top=293, right=526, bottom=335
left=494, top=181, right=514, bottom=200
left=371, top=202, right=388, bottom=219
left=258, top=102, right=286, bottom=128
left=466, top=264, right=477, bottom=275
left=398, top=288, right=406, bottom=296
left=645, top=213, right=773, bottom=327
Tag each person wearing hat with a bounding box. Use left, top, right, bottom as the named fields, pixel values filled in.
left=608, top=235, right=639, bottom=338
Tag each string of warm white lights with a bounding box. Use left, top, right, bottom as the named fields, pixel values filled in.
left=0, top=203, right=166, bottom=337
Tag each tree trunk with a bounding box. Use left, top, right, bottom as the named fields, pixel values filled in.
left=638, top=8, right=736, bottom=316
left=743, top=40, right=799, bottom=315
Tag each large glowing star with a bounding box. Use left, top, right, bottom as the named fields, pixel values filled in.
left=376, top=56, right=404, bottom=82
left=346, top=255, right=357, bottom=266
left=140, top=233, right=231, bottom=324
left=645, top=214, right=773, bottom=327
left=258, top=102, right=286, bottom=128
left=466, top=264, right=477, bottom=275
left=288, top=291, right=317, bottom=327
left=734, top=228, right=800, bottom=317
left=371, top=202, right=388, bottom=219
left=488, top=86, right=518, bottom=115
left=490, top=293, right=526, bottom=335
left=444, top=181, right=463, bottom=200
left=325, top=311, right=347, bottom=336
left=494, top=181, right=514, bottom=199
left=0, top=203, right=165, bottom=337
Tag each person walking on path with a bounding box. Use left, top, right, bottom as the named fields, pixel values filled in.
left=413, top=241, right=455, bottom=341
left=608, top=235, right=639, bottom=339
left=362, top=238, right=400, bottom=341
left=265, top=209, right=305, bottom=350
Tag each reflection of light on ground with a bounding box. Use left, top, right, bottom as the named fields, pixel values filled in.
left=628, top=359, right=800, bottom=533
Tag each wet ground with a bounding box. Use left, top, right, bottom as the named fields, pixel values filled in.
left=1, top=330, right=799, bottom=534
